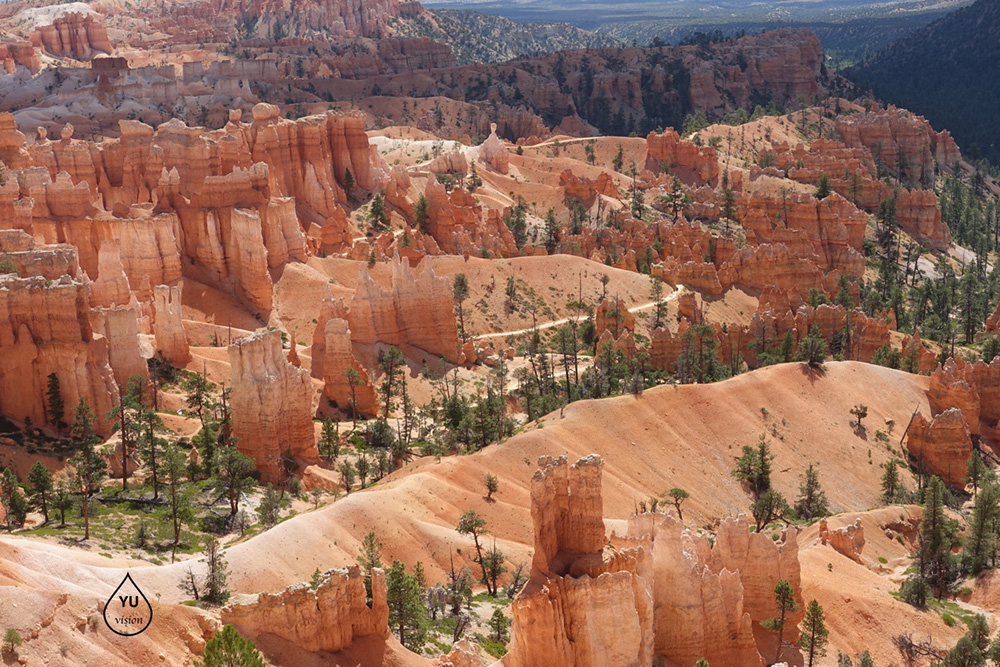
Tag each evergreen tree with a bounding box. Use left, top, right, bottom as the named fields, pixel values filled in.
left=195, top=624, right=264, bottom=667
left=489, top=607, right=510, bottom=643
left=27, top=461, right=53, bottom=524
left=414, top=194, right=430, bottom=234
left=795, top=463, right=830, bottom=520
left=881, top=459, right=902, bottom=504
left=385, top=560, right=427, bottom=651
left=182, top=372, right=214, bottom=429
left=797, top=323, right=828, bottom=367
left=761, top=580, right=798, bottom=664
left=0, top=469, right=28, bottom=530
left=368, top=192, right=389, bottom=231
left=212, top=446, right=256, bottom=516
left=343, top=168, right=354, bottom=197
left=202, top=538, right=230, bottom=605
left=45, top=372, right=64, bottom=429
left=752, top=489, right=789, bottom=532
left=453, top=273, right=470, bottom=339
left=457, top=510, right=488, bottom=588
left=815, top=173, right=832, bottom=199
left=163, top=446, right=191, bottom=559
left=545, top=208, right=560, bottom=254
left=256, top=484, right=282, bottom=527
left=967, top=449, right=992, bottom=495
left=668, top=487, right=690, bottom=520
left=70, top=399, right=107, bottom=540
left=919, top=476, right=958, bottom=597
left=52, top=481, right=72, bottom=527
left=964, top=483, right=999, bottom=574
left=358, top=531, right=384, bottom=603
left=799, top=599, right=830, bottom=667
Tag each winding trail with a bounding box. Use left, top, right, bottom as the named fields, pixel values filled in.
left=473, top=285, right=686, bottom=341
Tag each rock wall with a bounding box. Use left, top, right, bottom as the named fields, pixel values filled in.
left=0, top=107, right=383, bottom=313
left=506, top=454, right=654, bottom=667
left=229, top=329, right=317, bottom=482
left=89, top=302, right=148, bottom=388
left=625, top=513, right=763, bottom=667
left=347, top=255, right=462, bottom=364
left=505, top=455, right=796, bottom=667
left=0, top=274, right=117, bottom=433
left=221, top=566, right=389, bottom=653
left=321, top=318, right=379, bottom=417
left=645, top=129, right=720, bottom=186
left=904, top=408, right=972, bottom=488
left=152, top=284, right=191, bottom=365
left=834, top=107, right=960, bottom=184
left=30, top=11, right=112, bottom=59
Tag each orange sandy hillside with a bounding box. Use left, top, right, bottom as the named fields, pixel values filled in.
left=1, top=362, right=929, bottom=602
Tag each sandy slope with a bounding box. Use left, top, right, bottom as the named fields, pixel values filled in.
left=2, top=362, right=928, bottom=591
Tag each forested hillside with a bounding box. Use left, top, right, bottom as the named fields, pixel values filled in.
left=849, top=0, right=1000, bottom=162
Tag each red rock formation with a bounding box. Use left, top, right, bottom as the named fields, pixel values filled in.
left=560, top=169, right=618, bottom=205
left=506, top=454, right=654, bottom=667
left=819, top=518, right=865, bottom=563
left=625, top=513, right=768, bottom=667
left=31, top=11, right=112, bottom=59
left=477, top=123, right=509, bottom=175
left=772, top=135, right=952, bottom=250
left=595, top=297, right=635, bottom=340
left=347, top=255, right=462, bottom=364
left=834, top=107, right=960, bottom=184
left=218, top=0, right=406, bottom=39
left=928, top=359, right=981, bottom=435
left=507, top=454, right=797, bottom=667
left=0, top=274, right=117, bottom=433
left=152, top=284, right=191, bottom=365
left=904, top=408, right=972, bottom=488
left=221, top=566, right=389, bottom=653
left=423, top=179, right=517, bottom=257
left=90, top=301, right=148, bottom=388
left=320, top=318, right=378, bottom=418
left=645, top=129, right=720, bottom=186
left=229, top=330, right=317, bottom=482
left=0, top=230, right=79, bottom=280
left=987, top=301, right=1000, bottom=334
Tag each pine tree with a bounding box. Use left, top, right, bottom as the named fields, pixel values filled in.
left=453, top=273, right=470, bottom=339
left=385, top=560, right=427, bottom=651
left=799, top=599, right=830, bottom=667
left=545, top=208, right=560, bottom=254
left=967, top=449, right=991, bottom=495
left=212, top=446, right=256, bottom=516
left=343, top=168, right=355, bottom=197
left=195, top=624, right=264, bottom=667
left=0, top=469, right=28, bottom=529
left=52, top=482, right=72, bottom=527
left=45, top=372, right=64, bottom=429
left=815, top=173, right=832, bottom=199
left=761, top=580, right=799, bottom=664
left=163, top=446, right=191, bottom=560
left=489, top=607, right=510, bottom=643
left=964, top=483, right=999, bottom=574
left=795, top=463, right=830, bottom=520
left=881, top=459, right=902, bottom=504
left=181, top=372, right=213, bottom=429
left=919, top=476, right=957, bottom=597
left=457, top=510, right=488, bottom=587
left=414, top=194, right=430, bottom=234
left=27, top=461, right=53, bottom=524
left=797, top=323, right=828, bottom=367
left=202, top=538, right=230, bottom=605
left=70, top=399, right=106, bottom=540
left=668, top=487, right=690, bottom=520
left=358, top=531, right=384, bottom=603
